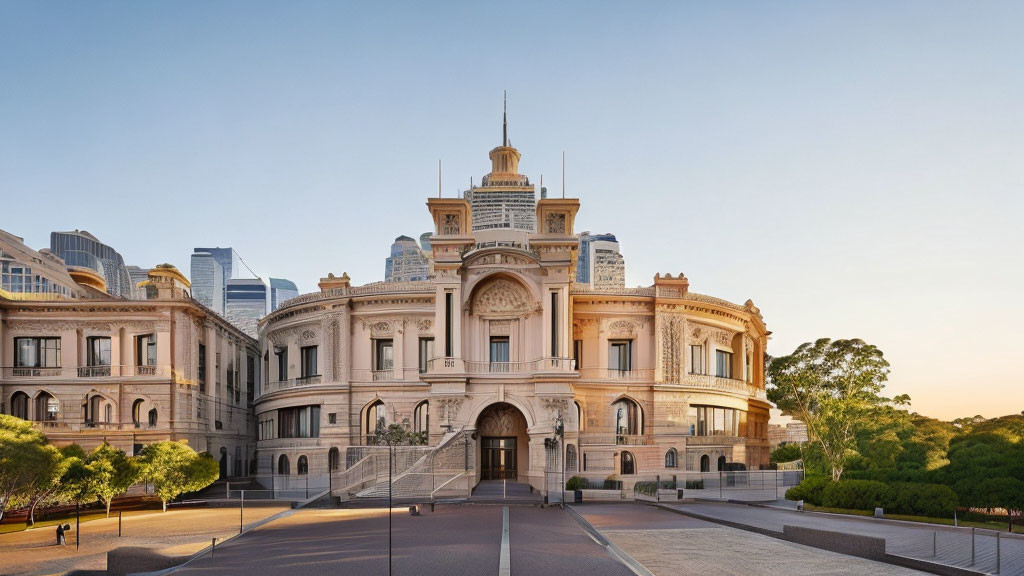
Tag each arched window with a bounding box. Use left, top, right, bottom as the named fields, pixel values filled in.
left=717, top=455, right=726, bottom=471
left=88, top=395, right=102, bottom=424
left=11, top=392, right=29, bottom=420
left=104, top=404, right=112, bottom=424
left=328, top=447, right=340, bottom=472
left=611, top=397, right=642, bottom=439
left=278, top=454, right=290, bottom=475
left=566, top=444, right=578, bottom=472
left=665, top=448, right=678, bottom=468
left=621, top=451, right=636, bottom=475
left=575, top=401, right=584, bottom=432
left=413, top=400, right=429, bottom=435
left=365, top=400, right=385, bottom=444
left=700, top=454, right=710, bottom=472
left=297, top=455, right=308, bottom=475
left=148, top=409, right=158, bottom=426
left=35, top=391, right=58, bottom=422
left=132, top=399, right=144, bottom=426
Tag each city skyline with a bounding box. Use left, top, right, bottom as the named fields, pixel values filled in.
left=2, top=2, right=1021, bottom=421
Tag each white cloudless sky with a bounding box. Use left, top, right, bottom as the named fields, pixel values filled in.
left=1, top=1, right=1021, bottom=420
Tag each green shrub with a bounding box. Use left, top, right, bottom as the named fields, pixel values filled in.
left=785, top=476, right=831, bottom=505
left=770, top=443, right=802, bottom=464
left=821, top=479, right=890, bottom=510
left=884, top=482, right=958, bottom=518
left=685, top=480, right=704, bottom=490
left=565, top=476, right=585, bottom=491
left=633, top=481, right=657, bottom=496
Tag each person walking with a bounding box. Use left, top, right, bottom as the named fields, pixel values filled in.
left=56, top=523, right=66, bottom=546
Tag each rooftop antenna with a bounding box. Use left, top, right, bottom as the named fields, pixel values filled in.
left=562, top=150, right=566, bottom=198
left=503, top=90, right=508, bottom=147
left=438, top=159, right=442, bottom=198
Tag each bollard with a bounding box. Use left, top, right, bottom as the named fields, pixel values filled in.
left=971, top=527, right=975, bottom=565
left=211, top=537, right=216, bottom=557
left=933, top=531, right=936, bottom=557
left=996, top=531, right=1000, bottom=574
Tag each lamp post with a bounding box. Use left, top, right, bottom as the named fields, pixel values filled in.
left=555, top=414, right=565, bottom=509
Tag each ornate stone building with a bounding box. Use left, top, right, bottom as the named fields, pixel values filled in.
left=0, top=265, right=259, bottom=478
left=256, top=130, right=772, bottom=494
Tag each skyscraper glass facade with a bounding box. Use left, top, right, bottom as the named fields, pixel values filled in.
left=191, top=253, right=224, bottom=314
left=384, top=236, right=429, bottom=282
left=226, top=278, right=267, bottom=338
left=49, top=230, right=132, bottom=297
left=270, top=278, right=299, bottom=311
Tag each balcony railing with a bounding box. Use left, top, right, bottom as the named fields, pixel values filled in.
left=462, top=357, right=576, bottom=375
left=78, top=365, right=112, bottom=378
left=579, top=433, right=657, bottom=446
left=3, top=366, right=65, bottom=378
left=577, top=368, right=655, bottom=382
left=2, top=365, right=168, bottom=379
left=679, top=373, right=767, bottom=401
left=261, top=375, right=324, bottom=396
left=348, top=368, right=420, bottom=382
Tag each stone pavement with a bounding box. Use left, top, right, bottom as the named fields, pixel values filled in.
left=0, top=504, right=290, bottom=576
left=670, top=501, right=1024, bottom=575
left=572, top=503, right=927, bottom=576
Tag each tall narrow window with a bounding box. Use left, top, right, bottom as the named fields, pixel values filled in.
left=300, top=346, right=318, bottom=379
left=573, top=339, right=583, bottom=371
left=690, top=344, right=705, bottom=374
left=88, top=337, right=111, bottom=366
left=198, top=343, right=207, bottom=392
left=413, top=400, right=429, bottom=435
left=612, top=397, right=642, bottom=436
left=621, top=451, right=636, bottom=475
left=550, top=291, right=558, bottom=357
left=14, top=337, right=61, bottom=369
left=609, top=340, right=632, bottom=373
left=716, top=350, right=733, bottom=379
left=374, top=339, right=393, bottom=371
left=276, top=347, right=288, bottom=381
left=418, top=337, right=434, bottom=373
left=132, top=399, right=144, bottom=426
left=366, top=400, right=386, bottom=444
left=489, top=336, right=509, bottom=371
left=444, top=291, right=453, bottom=357
left=137, top=334, right=157, bottom=366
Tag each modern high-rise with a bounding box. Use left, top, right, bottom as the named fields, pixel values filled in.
left=125, top=266, right=152, bottom=299
left=190, top=253, right=225, bottom=315
left=225, top=278, right=267, bottom=338
left=578, top=231, right=625, bottom=290
left=464, top=101, right=536, bottom=233
left=0, top=229, right=86, bottom=299
left=384, top=236, right=429, bottom=282
left=49, top=230, right=132, bottom=298
left=269, top=278, right=299, bottom=311
left=192, top=247, right=233, bottom=312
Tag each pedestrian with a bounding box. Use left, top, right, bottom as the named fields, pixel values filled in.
left=56, top=523, right=66, bottom=546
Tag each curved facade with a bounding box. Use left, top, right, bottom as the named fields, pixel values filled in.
left=255, top=137, right=771, bottom=492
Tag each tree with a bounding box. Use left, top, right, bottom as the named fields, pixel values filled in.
left=139, top=441, right=219, bottom=512
left=23, top=444, right=71, bottom=526
left=0, top=415, right=54, bottom=521
left=87, top=443, right=141, bottom=517
left=61, top=444, right=101, bottom=507
left=941, top=415, right=1024, bottom=531
left=768, top=338, right=899, bottom=481
left=769, top=443, right=802, bottom=464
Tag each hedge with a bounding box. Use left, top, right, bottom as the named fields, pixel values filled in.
left=785, top=477, right=958, bottom=518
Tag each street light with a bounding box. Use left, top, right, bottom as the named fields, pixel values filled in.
left=555, top=413, right=565, bottom=509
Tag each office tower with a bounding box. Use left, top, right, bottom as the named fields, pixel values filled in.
left=225, top=278, right=267, bottom=338
left=49, top=230, right=132, bottom=297
left=464, top=100, right=536, bottom=232
left=126, top=266, right=152, bottom=299
left=577, top=231, right=625, bottom=290
left=269, top=278, right=299, bottom=311
left=190, top=253, right=225, bottom=315
left=384, top=236, right=429, bottom=282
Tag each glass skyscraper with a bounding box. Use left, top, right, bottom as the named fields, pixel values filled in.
left=384, top=235, right=429, bottom=283
left=190, top=253, right=224, bottom=314
left=226, top=278, right=267, bottom=338
left=269, top=278, right=299, bottom=311
left=49, top=230, right=132, bottom=298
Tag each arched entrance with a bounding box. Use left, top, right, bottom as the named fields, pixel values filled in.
left=476, top=402, right=529, bottom=482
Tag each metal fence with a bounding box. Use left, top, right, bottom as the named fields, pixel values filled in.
left=560, top=470, right=804, bottom=502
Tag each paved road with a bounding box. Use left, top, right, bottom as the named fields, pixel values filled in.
left=173, top=505, right=633, bottom=576
left=573, top=503, right=927, bottom=576
left=671, top=501, right=1024, bottom=575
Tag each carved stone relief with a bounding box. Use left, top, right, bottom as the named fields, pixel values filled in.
left=545, top=212, right=566, bottom=234
left=477, top=403, right=527, bottom=436
left=472, top=279, right=531, bottom=316
left=442, top=213, right=460, bottom=235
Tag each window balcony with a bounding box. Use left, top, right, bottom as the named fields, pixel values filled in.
left=444, top=357, right=576, bottom=376
left=577, top=368, right=654, bottom=382
left=349, top=369, right=419, bottom=382
left=579, top=433, right=656, bottom=446
left=678, top=373, right=767, bottom=401
left=78, top=365, right=112, bottom=377
left=260, top=375, right=325, bottom=397
left=3, top=366, right=66, bottom=378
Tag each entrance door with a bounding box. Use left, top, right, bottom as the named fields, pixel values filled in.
left=481, top=437, right=517, bottom=480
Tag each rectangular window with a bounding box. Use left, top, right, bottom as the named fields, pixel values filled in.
left=418, top=337, right=434, bottom=373
left=276, top=347, right=288, bottom=381
left=716, top=350, right=733, bottom=379
left=246, top=355, right=255, bottom=402
left=137, top=334, right=157, bottom=366
left=444, top=291, right=453, bottom=357
left=690, top=344, right=704, bottom=374
left=374, top=339, right=394, bottom=371
left=573, top=339, right=583, bottom=371
left=550, top=291, right=558, bottom=357
left=609, top=340, right=632, bottom=372
left=489, top=336, right=509, bottom=370
left=277, top=406, right=320, bottom=438
left=14, top=337, right=61, bottom=368
left=328, top=412, right=337, bottom=424
left=198, top=343, right=207, bottom=385
left=300, top=346, right=318, bottom=379
left=694, top=405, right=744, bottom=436
left=87, top=337, right=111, bottom=366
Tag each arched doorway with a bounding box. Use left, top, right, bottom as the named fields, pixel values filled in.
left=10, top=392, right=29, bottom=420
left=700, top=454, right=711, bottom=472
left=717, top=455, right=726, bottom=471
left=476, top=402, right=529, bottom=482
left=35, top=391, right=58, bottom=422
left=328, top=447, right=340, bottom=472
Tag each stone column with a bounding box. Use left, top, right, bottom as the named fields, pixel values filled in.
left=205, top=325, right=217, bottom=432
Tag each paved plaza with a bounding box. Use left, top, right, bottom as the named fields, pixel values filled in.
left=573, top=503, right=927, bottom=576
left=0, top=504, right=290, bottom=576
left=668, top=500, right=1024, bottom=575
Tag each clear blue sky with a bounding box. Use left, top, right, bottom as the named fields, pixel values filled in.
left=2, top=2, right=1022, bottom=420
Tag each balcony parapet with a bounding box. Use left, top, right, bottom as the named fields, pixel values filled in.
left=577, top=368, right=654, bottom=382
left=671, top=373, right=767, bottom=401
left=423, top=357, right=576, bottom=378
left=579, top=433, right=657, bottom=446
left=2, top=365, right=170, bottom=380
left=350, top=368, right=421, bottom=383
left=261, top=375, right=324, bottom=396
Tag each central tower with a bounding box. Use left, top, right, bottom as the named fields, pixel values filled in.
left=465, top=94, right=537, bottom=233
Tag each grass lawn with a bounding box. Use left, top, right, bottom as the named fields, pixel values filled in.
left=0, top=508, right=160, bottom=535
left=804, top=504, right=1023, bottom=534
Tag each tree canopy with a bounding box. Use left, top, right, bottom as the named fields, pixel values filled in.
left=139, top=441, right=219, bottom=511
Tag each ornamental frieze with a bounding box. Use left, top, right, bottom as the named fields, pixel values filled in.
left=471, top=279, right=532, bottom=316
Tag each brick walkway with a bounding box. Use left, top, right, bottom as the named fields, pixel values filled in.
left=0, top=504, right=290, bottom=576
left=573, top=503, right=927, bottom=576
left=672, top=501, right=1024, bottom=575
